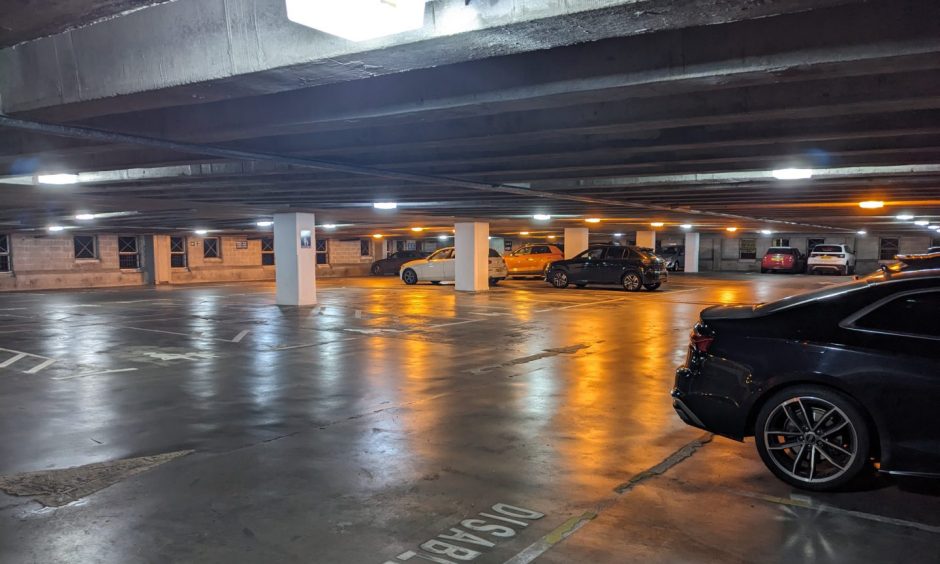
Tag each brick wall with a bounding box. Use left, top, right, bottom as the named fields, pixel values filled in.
left=170, top=236, right=275, bottom=284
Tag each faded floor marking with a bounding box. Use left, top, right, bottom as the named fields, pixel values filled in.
left=466, top=344, right=591, bottom=375
left=0, top=347, right=57, bottom=374
left=0, top=450, right=193, bottom=507
left=502, top=433, right=713, bottom=564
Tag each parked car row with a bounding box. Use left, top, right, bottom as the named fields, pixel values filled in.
left=673, top=266, right=940, bottom=491
left=761, top=245, right=857, bottom=275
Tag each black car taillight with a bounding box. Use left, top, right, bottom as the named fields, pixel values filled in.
left=691, top=323, right=715, bottom=353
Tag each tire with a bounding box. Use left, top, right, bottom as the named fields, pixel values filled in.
left=847, top=265, right=855, bottom=276
left=575, top=284, right=587, bottom=289
left=401, top=269, right=418, bottom=285
left=754, top=385, right=872, bottom=491
left=644, top=283, right=661, bottom=291
left=371, top=263, right=383, bottom=275
left=550, top=270, right=569, bottom=288
left=430, top=280, right=441, bottom=285
left=760, top=268, right=768, bottom=274
left=489, top=278, right=500, bottom=286
left=621, top=272, right=642, bottom=292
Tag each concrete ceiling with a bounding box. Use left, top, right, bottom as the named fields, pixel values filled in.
left=2, top=0, right=940, bottom=240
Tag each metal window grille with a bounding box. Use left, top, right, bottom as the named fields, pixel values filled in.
left=0, top=234, right=9, bottom=272
left=772, top=238, right=790, bottom=247
left=879, top=238, right=899, bottom=260
left=739, top=238, right=757, bottom=260
left=807, top=238, right=825, bottom=253
left=261, top=237, right=275, bottom=265
left=203, top=237, right=221, bottom=259
left=360, top=239, right=371, bottom=257
left=74, top=236, right=97, bottom=259
left=118, top=236, right=140, bottom=269
left=316, top=239, right=328, bottom=265
left=170, top=236, right=187, bottom=267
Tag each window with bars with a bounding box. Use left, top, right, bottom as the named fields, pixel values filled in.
left=0, top=234, right=10, bottom=272
left=203, top=237, right=221, bottom=259
left=74, top=236, right=97, bottom=259
left=739, top=238, right=757, bottom=260
left=879, top=238, right=900, bottom=260
left=316, top=239, right=328, bottom=265
left=261, top=237, right=275, bottom=265
left=772, top=238, right=790, bottom=247
left=170, top=236, right=187, bottom=268
left=360, top=239, right=371, bottom=257
left=118, top=236, right=140, bottom=269
left=807, top=238, right=825, bottom=254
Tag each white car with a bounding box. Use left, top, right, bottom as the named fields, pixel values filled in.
left=400, top=247, right=508, bottom=285
left=807, top=244, right=856, bottom=275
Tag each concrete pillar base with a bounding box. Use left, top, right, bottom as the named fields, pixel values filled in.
left=685, top=232, right=701, bottom=273
left=455, top=222, right=490, bottom=292
left=274, top=212, right=317, bottom=306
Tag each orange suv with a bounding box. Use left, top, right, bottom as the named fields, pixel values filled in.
left=504, top=244, right=564, bottom=277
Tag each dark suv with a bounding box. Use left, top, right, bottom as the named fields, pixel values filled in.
left=546, top=245, right=667, bottom=291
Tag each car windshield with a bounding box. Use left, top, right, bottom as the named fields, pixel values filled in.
left=428, top=248, right=452, bottom=260
left=755, top=278, right=869, bottom=313
left=813, top=245, right=843, bottom=253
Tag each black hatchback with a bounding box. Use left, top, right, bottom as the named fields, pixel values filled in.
left=546, top=245, right=667, bottom=291
left=370, top=250, right=428, bottom=275
left=672, top=269, right=940, bottom=490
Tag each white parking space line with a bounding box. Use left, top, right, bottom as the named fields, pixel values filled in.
left=230, top=330, right=250, bottom=343
left=0, top=353, right=27, bottom=368
left=25, top=359, right=57, bottom=374
left=53, top=368, right=139, bottom=381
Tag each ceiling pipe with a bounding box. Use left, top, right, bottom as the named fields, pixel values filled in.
left=0, top=114, right=844, bottom=231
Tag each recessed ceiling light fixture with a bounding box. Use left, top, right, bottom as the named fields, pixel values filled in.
left=548, top=235, right=557, bottom=239
left=896, top=214, right=915, bottom=221
left=372, top=233, right=384, bottom=239
left=411, top=227, right=424, bottom=232
left=681, top=224, right=693, bottom=229
left=760, top=229, right=773, bottom=235
left=194, top=229, right=208, bottom=235
left=47, top=225, right=66, bottom=232
left=859, top=200, right=884, bottom=209
left=771, top=168, right=813, bottom=180
left=322, top=224, right=337, bottom=229
left=533, top=214, right=551, bottom=221
left=857, top=230, right=867, bottom=235
left=256, top=220, right=274, bottom=227
left=285, top=0, right=427, bottom=42
left=373, top=202, right=398, bottom=210
left=75, top=213, right=95, bottom=221
left=520, top=231, right=530, bottom=236
left=915, top=220, right=930, bottom=226
left=613, top=233, right=624, bottom=237
left=726, top=227, right=738, bottom=232
left=437, top=235, right=448, bottom=241
left=585, top=218, right=601, bottom=224
left=37, top=173, right=79, bottom=185
left=650, top=222, right=665, bottom=227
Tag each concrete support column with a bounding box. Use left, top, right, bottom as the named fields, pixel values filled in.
left=636, top=230, right=656, bottom=249
left=564, top=228, right=589, bottom=259
left=274, top=212, right=317, bottom=306
left=455, top=222, right=489, bottom=292
left=151, top=235, right=172, bottom=284
left=684, top=232, right=701, bottom=273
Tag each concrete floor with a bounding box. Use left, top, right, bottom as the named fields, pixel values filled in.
left=0, top=274, right=938, bottom=563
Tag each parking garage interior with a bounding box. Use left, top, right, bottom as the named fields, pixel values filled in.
left=1, top=1, right=939, bottom=563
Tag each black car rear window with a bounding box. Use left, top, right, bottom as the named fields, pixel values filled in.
left=767, top=247, right=796, bottom=254
left=813, top=245, right=843, bottom=253
left=755, top=279, right=868, bottom=313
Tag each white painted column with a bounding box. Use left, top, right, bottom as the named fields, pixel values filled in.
left=274, top=212, right=317, bottom=306
left=564, top=228, right=589, bottom=259
left=636, top=230, right=656, bottom=249
left=684, top=232, right=700, bottom=273
left=372, top=238, right=385, bottom=259
left=455, top=222, right=489, bottom=292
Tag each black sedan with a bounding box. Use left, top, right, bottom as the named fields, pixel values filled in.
left=546, top=245, right=667, bottom=291
left=370, top=250, right=429, bottom=275
left=672, top=269, right=940, bottom=490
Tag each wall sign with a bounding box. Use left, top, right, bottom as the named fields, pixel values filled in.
left=235, top=241, right=248, bottom=250
left=504, top=240, right=513, bottom=251
left=300, top=230, right=312, bottom=249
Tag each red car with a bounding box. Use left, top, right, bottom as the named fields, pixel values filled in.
left=760, top=247, right=805, bottom=273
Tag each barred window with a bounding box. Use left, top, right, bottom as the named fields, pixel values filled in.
left=0, top=234, right=10, bottom=272
left=360, top=239, right=371, bottom=257
left=203, top=237, right=221, bottom=259
left=261, top=237, right=275, bottom=265
left=772, top=238, right=790, bottom=247
left=316, top=239, right=328, bottom=265
left=74, top=236, right=97, bottom=259
left=879, top=238, right=899, bottom=261
left=739, top=238, right=757, bottom=260
left=171, top=236, right=187, bottom=268
left=118, top=236, right=140, bottom=269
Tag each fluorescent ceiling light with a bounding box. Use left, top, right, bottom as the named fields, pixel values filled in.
left=520, top=231, right=530, bottom=236
left=533, top=214, right=551, bottom=220
left=613, top=233, right=624, bottom=237
left=75, top=214, right=95, bottom=221
left=374, top=202, right=398, bottom=210
left=585, top=218, right=601, bottom=224
left=437, top=235, right=448, bottom=241
left=771, top=168, right=813, bottom=180
left=726, top=227, right=738, bottom=232
left=858, top=200, right=884, bottom=209
left=285, top=0, right=427, bottom=42
left=37, top=173, right=79, bottom=185
left=929, top=225, right=940, bottom=230
left=194, top=229, right=208, bottom=235
left=372, top=233, right=384, bottom=238
left=650, top=222, right=665, bottom=227
left=915, top=220, right=930, bottom=226
left=857, top=230, right=867, bottom=235
left=47, top=225, right=66, bottom=232
left=256, top=220, right=273, bottom=227
left=896, top=214, right=915, bottom=221
left=760, top=229, right=773, bottom=235
left=322, top=224, right=337, bottom=229
left=681, top=224, right=693, bottom=229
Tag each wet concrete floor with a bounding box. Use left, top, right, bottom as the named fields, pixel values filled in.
left=0, top=273, right=937, bottom=563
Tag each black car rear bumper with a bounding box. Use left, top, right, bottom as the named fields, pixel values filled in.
left=672, top=361, right=751, bottom=440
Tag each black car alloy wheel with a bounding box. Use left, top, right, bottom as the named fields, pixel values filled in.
left=755, top=386, right=870, bottom=490
left=622, top=272, right=642, bottom=292
left=402, top=268, right=418, bottom=285
left=551, top=270, right=569, bottom=288
left=371, top=264, right=383, bottom=275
